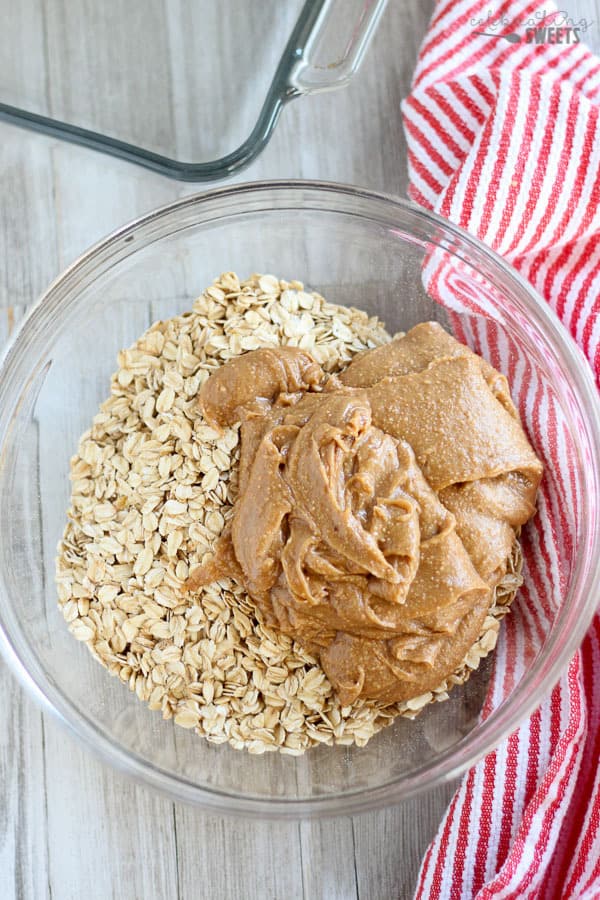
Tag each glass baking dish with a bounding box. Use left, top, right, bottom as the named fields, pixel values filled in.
left=0, top=0, right=387, bottom=181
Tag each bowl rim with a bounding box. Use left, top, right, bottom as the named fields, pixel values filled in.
left=1, top=178, right=599, bottom=819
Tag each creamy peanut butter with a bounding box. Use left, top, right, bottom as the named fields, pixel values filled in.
left=188, top=323, right=542, bottom=705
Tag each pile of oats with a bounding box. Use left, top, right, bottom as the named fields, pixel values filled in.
left=56, top=273, right=523, bottom=755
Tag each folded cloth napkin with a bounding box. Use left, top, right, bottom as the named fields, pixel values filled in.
left=402, top=2, right=600, bottom=897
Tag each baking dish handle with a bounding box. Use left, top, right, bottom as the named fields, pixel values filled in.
left=289, top=0, right=388, bottom=94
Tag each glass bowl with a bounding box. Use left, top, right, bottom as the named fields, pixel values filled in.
left=0, top=181, right=598, bottom=818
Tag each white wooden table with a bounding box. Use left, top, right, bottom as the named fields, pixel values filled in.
left=1, top=3, right=598, bottom=898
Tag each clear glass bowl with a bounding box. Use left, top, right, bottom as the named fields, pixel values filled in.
left=0, top=181, right=598, bottom=818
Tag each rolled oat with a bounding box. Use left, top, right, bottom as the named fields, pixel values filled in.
left=56, top=273, right=523, bottom=754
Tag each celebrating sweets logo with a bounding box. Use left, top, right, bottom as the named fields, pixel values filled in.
left=471, top=8, right=594, bottom=44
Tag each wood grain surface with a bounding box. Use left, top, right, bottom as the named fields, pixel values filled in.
left=1, top=2, right=598, bottom=898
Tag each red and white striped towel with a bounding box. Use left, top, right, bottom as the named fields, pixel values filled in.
left=401, top=2, right=600, bottom=897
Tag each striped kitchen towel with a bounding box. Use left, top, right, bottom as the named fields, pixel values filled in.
left=402, top=2, right=600, bottom=897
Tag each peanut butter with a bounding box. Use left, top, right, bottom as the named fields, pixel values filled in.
left=188, top=323, right=542, bottom=705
